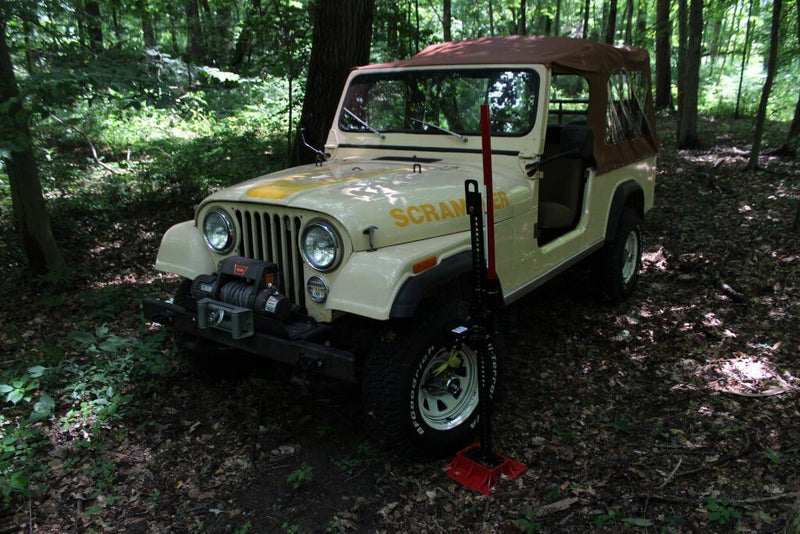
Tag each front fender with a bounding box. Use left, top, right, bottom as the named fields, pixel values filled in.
left=326, top=232, right=471, bottom=320
left=154, top=220, right=216, bottom=279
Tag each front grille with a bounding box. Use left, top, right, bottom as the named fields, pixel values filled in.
left=234, top=208, right=305, bottom=308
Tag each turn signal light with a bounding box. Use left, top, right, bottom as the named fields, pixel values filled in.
left=412, top=256, right=437, bottom=274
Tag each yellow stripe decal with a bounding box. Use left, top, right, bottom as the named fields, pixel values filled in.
left=246, top=165, right=413, bottom=199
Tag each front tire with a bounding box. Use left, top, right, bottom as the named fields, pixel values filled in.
left=362, top=300, right=502, bottom=458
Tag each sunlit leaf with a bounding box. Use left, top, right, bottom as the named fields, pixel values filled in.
left=27, top=365, right=46, bottom=378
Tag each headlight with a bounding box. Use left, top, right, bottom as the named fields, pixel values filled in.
left=202, top=209, right=235, bottom=253
left=300, top=220, right=342, bottom=271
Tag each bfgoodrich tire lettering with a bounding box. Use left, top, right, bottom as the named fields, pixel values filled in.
left=363, top=300, right=502, bottom=458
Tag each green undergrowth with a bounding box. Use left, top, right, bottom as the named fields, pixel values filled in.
left=0, top=323, right=172, bottom=511
left=2, top=48, right=297, bottom=225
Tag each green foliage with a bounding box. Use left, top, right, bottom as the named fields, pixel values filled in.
left=286, top=462, right=313, bottom=489
left=594, top=508, right=653, bottom=530
left=704, top=496, right=742, bottom=525
left=595, top=508, right=624, bottom=529
left=281, top=521, right=301, bottom=534
left=0, top=325, right=170, bottom=509
left=515, top=509, right=543, bottom=533
left=0, top=365, right=44, bottom=405
left=763, top=447, right=781, bottom=465
left=330, top=440, right=377, bottom=475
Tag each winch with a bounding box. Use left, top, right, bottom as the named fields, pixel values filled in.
left=191, top=256, right=292, bottom=339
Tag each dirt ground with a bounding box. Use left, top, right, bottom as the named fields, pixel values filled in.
left=1, top=118, right=799, bottom=532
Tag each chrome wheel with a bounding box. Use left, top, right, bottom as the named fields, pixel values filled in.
left=621, top=230, right=639, bottom=285
left=416, top=345, right=479, bottom=431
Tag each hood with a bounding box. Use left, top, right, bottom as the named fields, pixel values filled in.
left=202, top=159, right=515, bottom=251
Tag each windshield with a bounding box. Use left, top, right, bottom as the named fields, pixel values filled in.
left=339, top=69, right=540, bottom=137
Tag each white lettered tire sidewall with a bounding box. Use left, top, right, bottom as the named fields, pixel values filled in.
left=363, top=300, right=502, bottom=458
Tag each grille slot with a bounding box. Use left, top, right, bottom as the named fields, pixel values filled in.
left=234, top=208, right=305, bottom=307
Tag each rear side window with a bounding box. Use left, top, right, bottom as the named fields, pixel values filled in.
left=606, top=69, right=652, bottom=144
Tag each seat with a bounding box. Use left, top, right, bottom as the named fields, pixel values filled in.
left=537, top=124, right=593, bottom=231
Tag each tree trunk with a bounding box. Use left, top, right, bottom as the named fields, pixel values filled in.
left=168, top=9, right=179, bottom=55
left=776, top=0, right=800, bottom=157
left=442, top=0, right=452, bottom=41
left=518, top=0, right=527, bottom=35
left=635, top=0, right=647, bottom=46
left=675, top=0, right=687, bottom=137
left=554, top=0, right=561, bottom=35
left=292, top=0, right=375, bottom=166
left=604, top=0, right=617, bottom=44
left=185, top=0, right=204, bottom=63
left=748, top=0, right=782, bottom=170
left=734, top=0, right=754, bottom=118
left=489, top=0, right=494, bottom=36
left=110, top=0, right=122, bottom=44
left=139, top=0, right=156, bottom=48
left=22, top=2, right=37, bottom=73
left=85, top=0, right=103, bottom=51
left=623, top=0, right=634, bottom=44
left=677, top=0, right=702, bottom=149
left=414, top=0, right=420, bottom=53
left=0, top=12, right=66, bottom=276
left=582, top=0, right=590, bottom=38
left=655, top=0, right=672, bottom=111
left=216, top=4, right=232, bottom=59
left=230, top=0, right=260, bottom=69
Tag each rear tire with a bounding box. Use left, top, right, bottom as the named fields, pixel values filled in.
left=362, top=300, right=502, bottom=458
left=596, top=209, right=643, bottom=302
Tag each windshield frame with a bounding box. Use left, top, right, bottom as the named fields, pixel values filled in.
left=337, top=67, right=541, bottom=139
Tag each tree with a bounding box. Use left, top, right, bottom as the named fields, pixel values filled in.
left=517, top=0, right=528, bottom=35
left=0, top=8, right=65, bottom=276
left=604, top=0, right=617, bottom=43
left=623, top=0, right=634, bottom=44
left=85, top=0, right=103, bottom=50
left=677, top=0, right=702, bottom=149
left=138, top=0, right=156, bottom=48
left=582, top=0, right=590, bottom=38
left=654, top=0, right=672, bottom=111
left=442, top=0, right=452, bottom=41
left=776, top=0, right=800, bottom=158
left=748, top=0, right=782, bottom=170
left=734, top=0, right=754, bottom=118
left=292, top=0, right=375, bottom=165
left=185, top=0, right=204, bottom=63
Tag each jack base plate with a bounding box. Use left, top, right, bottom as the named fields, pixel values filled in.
left=446, top=443, right=527, bottom=495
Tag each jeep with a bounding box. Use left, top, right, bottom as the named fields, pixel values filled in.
left=143, top=35, right=658, bottom=457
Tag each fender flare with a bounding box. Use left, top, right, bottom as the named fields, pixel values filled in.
left=605, top=180, right=644, bottom=243
left=389, top=251, right=472, bottom=318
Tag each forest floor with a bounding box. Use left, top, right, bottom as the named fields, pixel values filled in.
left=1, top=117, right=799, bottom=533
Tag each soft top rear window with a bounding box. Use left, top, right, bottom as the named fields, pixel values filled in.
left=339, top=69, right=540, bottom=137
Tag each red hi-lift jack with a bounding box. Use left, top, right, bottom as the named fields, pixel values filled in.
left=445, top=105, right=527, bottom=495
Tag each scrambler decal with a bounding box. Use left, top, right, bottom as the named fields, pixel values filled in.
left=390, top=191, right=509, bottom=227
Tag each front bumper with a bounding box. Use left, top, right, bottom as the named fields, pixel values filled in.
left=142, top=297, right=357, bottom=383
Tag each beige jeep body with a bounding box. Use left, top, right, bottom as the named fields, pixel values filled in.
left=145, top=36, right=657, bottom=456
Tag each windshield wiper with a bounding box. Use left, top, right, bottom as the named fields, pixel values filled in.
left=343, top=108, right=385, bottom=139
left=411, top=118, right=468, bottom=143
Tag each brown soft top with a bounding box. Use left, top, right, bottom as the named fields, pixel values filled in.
left=357, top=36, right=658, bottom=174
left=357, top=35, right=651, bottom=74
